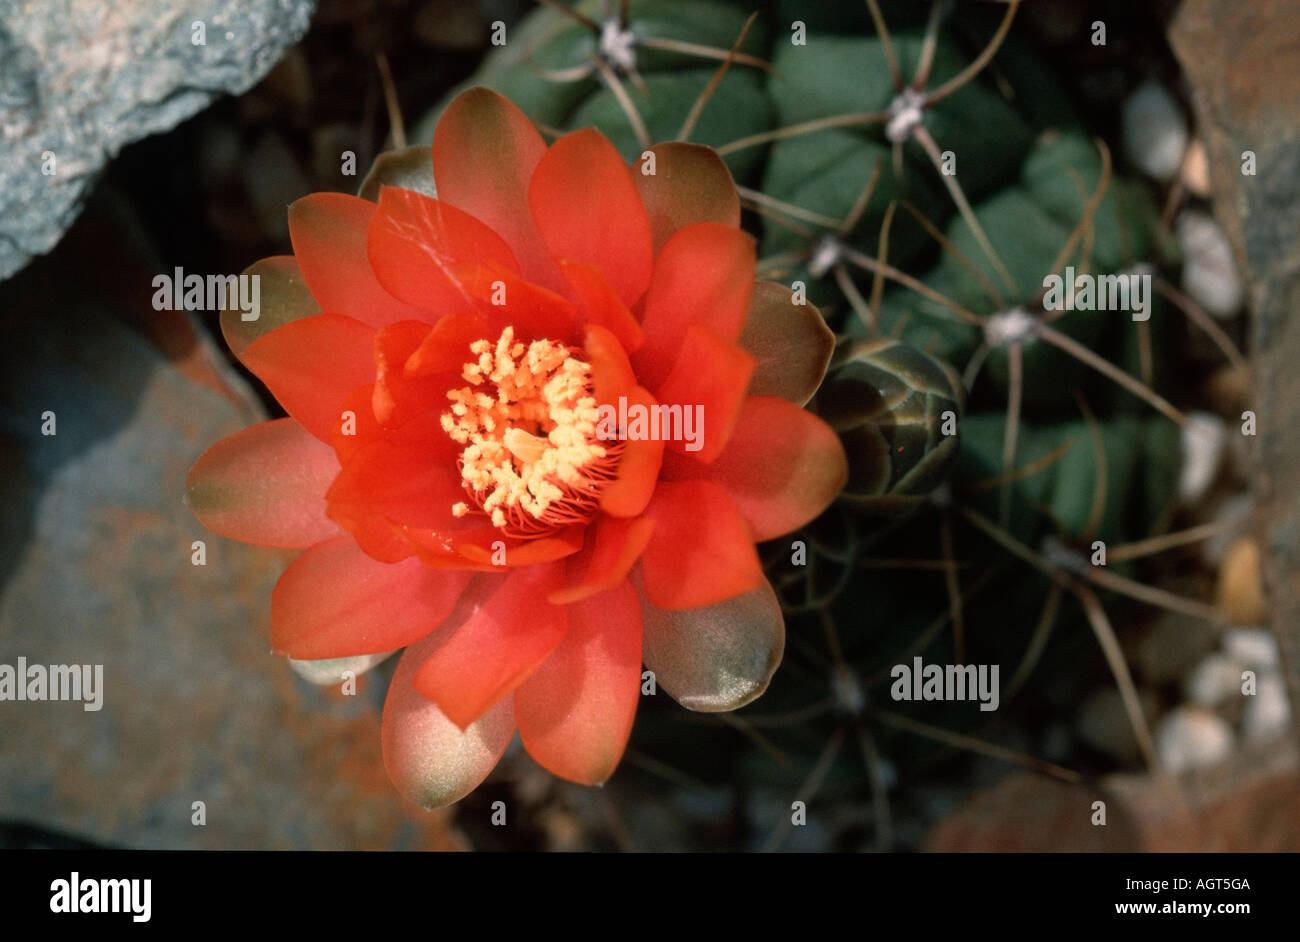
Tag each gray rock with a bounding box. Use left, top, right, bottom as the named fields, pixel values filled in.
left=0, top=197, right=458, bottom=850
left=0, top=0, right=315, bottom=281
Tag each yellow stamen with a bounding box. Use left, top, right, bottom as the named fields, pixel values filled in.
left=441, top=326, right=619, bottom=535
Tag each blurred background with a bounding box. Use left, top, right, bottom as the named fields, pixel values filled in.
left=1, top=0, right=1297, bottom=851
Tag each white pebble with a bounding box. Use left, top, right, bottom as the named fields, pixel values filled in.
left=1183, top=652, right=1244, bottom=708
left=1155, top=706, right=1234, bottom=774
left=1178, top=411, right=1226, bottom=503
left=1121, top=81, right=1188, bottom=181
left=1202, top=493, right=1253, bottom=565
left=1243, top=674, right=1292, bottom=743
left=1222, top=627, right=1279, bottom=673
left=1177, top=210, right=1244, bottom=319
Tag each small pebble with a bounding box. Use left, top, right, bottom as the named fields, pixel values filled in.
left=1122, top=81, right=1188, bottom=181
left=1222, top=626, right=1280, bottom=673
left=1177, top=210, right=1244, bottom=320
left=1178, top=411, right=1226, bottom=503
left=1243, top=674, right=1292, bottom=743
left=1155, top=706, right=1234, bottom=774
left=1183, top=652, right=1245, bottom=708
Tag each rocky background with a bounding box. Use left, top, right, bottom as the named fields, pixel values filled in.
left=0, top=0, right=1296, bottom=851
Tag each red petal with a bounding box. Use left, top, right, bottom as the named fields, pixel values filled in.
left=583, top=324, right=636, bottom=407
left=186, top=418, right=341, bottom=548
left=559, top=259, right=644, bottom=353
left=634, top=142, right=741, bottom=254
left=372, top=320, right=438, bottom=426
left=454, top=525, right=586, bottom=568
left=398, top=522, right=510, bottom=571
left=516, top=579, right=642, bottom=785
left=598, top=384, right=665, bottom=518
left=333, top=513, right=418, bottom=564
left=271, top=534, right=472, bottom=659
left=240, top=314, right=376, bottom=443
left=367, top=186, right=519, bottom=317
left=665, top=396, right=848, bottom=540
left=639, top=480, right=763, bottom=609
left=652, top=325, right=755, bottom=464
left=405, top=310, right=492, bottom=378
left=550, top=515, right=656, bottom=605
left=331, top=383, right=383, bottom=466
left=382, top=635, right=516, bottom=809
left=528, top=128, right=653, bottom=309
left=452, top=261, right=577, bottom=342
left=633, top=222, right=756, bottom=390
left=432, top=87, right=566, bottom=294
left=326, top=415, right=464, bottom=532
left=288, top=193, right=429, bottom=328
left=413, top=563, right=569, bottom=728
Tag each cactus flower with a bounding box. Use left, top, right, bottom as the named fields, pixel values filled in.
left=186, top=87, right=846, bottom=807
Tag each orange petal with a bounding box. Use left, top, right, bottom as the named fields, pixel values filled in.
left=398, top=522, right=508, bottom=571
left=638, top=480, right=763, bottom=610
left=652, top=325, right=754, bottom=464
left=737, top=282, right=835, bottom=406
left=452, top=261, right=577, bottom=342
left=549, top=515, right=656, bottom=605
left=271, top=534, right=472, bottom=659
left=598, top=384, right=664, bottom=518
left=454, top=525, right=586, bottom=568
left=638, top=574, right=784, bottom=711
left=516, top=579, right=642, bottom=785
left=664, top=396, right=848, bottom=541
left=326, top=416, right=464, bottom=532
left=558, top=258, right=644, bottom=353
left=634, top=142, right=740, bottom=253
left=432, top=87, right=566, bottom=294
left=583, top=323, right=636, bottom=407
left=413, top=563, right=569, bottom=728
left=288, top=192, right=429, bottom=328
left=634, top=222, right=756, bottom=390
left=372, top=320, right=438, bottom=427
left=382, top=633, right=516, bottom=809
left=186, top=418, right=341, bottom=548
left=367, top=186, right=519, bottom=317
left=331, top=383, right=383, bottom=466
left=240, top=314, right=376, bottom=443
left=528, top=128, right=653, bottom=309
left=331, top=512, right=417, bottom=564
left=405, top=310, right=492, bottom=378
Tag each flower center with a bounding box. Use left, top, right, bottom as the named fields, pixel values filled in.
left=440, top=326, right=622, bottom=537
